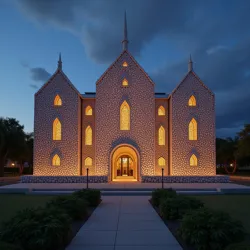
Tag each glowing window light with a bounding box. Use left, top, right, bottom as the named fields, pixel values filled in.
left=158, top=157, right=166, bottom=166
left=85, top=157, right=92, bottom=166
left=188, top=95, right=196, bottom=106
left=52, top=154, right=60, bottom=166
left=120, top=101, right=130, bottom=130
left=54, top=95, right=62, bottom=106
left=85, top=126, right=92, bottom=145
left=85, top=105, right=93, bottom=116
left=189, top=118, right=197, bottom=140
left=158, top=106, right=165, bottom=116
left=122, top=78, right=128, bottom=87
left=158, top=126, right=165, bottom=145
left=123, top=61, right=128, bottom=67
left=190, top=154, right=198, bottom=166
left=53, top=118, right=61, bottom=140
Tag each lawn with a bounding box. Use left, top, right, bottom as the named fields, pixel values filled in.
left=0, top=194, right=53, bottom=226
left=193, top=195, right=250, bottom=233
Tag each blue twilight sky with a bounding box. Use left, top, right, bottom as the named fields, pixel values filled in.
left=1, top=0, right=250, bottom=138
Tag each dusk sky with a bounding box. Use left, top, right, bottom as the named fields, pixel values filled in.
left=1, top=0, right=250, bottom=137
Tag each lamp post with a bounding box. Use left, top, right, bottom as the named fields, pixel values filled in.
left=86, top=168, right=89, bottom=189
left=161, top=168, right=164, bottom=189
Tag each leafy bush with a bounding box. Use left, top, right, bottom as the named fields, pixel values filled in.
left=0, top=241, right=23, bottom=250
left=178, top=207, right=246, bottom=250
left=46, top=195, right=88, bottom=220
left=225, top=243, right=250, bottom=250
left=73, top=189, right=101, bottom=207
left=151, top=188, right=177, bottom=207
left=159, top=196, right=204, bottom=220
left=0, top=207, right=72, bottom=250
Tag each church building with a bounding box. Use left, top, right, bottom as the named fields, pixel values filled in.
left=32, top=14, right=216, bottom=182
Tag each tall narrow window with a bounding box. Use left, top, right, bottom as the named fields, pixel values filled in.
left=53, top=118, right=61, bottom=140
left=120, top=101, right=130, bottom=130
left=188, top=95, right=196, bottom=106
left=190, top=154, right=198, bottom=166
left=85, top=157, right=93, bottom=166
left=158, top=126, right=165, bottom=145
left=54, top=95, right=62, bottom=106
left=122, top=78, right=128, bottom=87
left=85, top=106, right=93, bottom=116
left=158, top=157, right=166, bottom=166
left=189, top=118, right=197, bottom=140
left=122, top=61, right=128, bottom=67
left=85, top=126, right=92, bottom=145
left=158, top=106, right=165, bottom=116
left=52, top=154, right=60, bottom=166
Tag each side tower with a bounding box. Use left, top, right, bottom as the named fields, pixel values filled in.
left=169, top=56, right=216, bottom=175
left=33, top=56, right=82, bottom=176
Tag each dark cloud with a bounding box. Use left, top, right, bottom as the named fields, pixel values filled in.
left=29, top=84, right=39, bottom=89
left=16, top=0, right=250, bottom=137
left=30, top=67, right=51, bottom=82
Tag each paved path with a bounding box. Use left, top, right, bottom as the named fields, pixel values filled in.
left=66, top=196, right=182, bottom=250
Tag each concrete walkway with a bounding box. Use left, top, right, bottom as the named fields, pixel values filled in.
left=66, top=196, right=182, bottom=250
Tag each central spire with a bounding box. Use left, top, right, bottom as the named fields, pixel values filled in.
left=58, top=53, right=62, bottom=70
left=188, top=54, right=193, bottom=72
left=122, top=11, right=129, bottom=51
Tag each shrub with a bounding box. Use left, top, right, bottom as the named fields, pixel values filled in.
left=0, top=207, right=72, bottom=250
left=0, top=241, right=23, bottom=250
left=159, top=196, right=204, bottom=220
left=225, top=243, right=250, bottom=250
left=73, top=189, right=101, bottom=207
left=178, top=207, right=246, bottom=250
left=46, top=195, right=88, bottom=220
left=151, top=188, right=177, bottom=207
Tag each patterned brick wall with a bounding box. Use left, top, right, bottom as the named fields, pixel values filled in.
left=33, top=70, right=81, bottom=176
left=82, top=99, right=96, bottom=176
left=169, top=72, right=215, bottom=176
left=155, top=99, right=169, bottom=175
left=95, top=51, right=155, bottom=178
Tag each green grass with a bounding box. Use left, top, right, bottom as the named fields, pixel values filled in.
left=0, top=194, right=53, bottom=226
left=193, top=195, right=250, bottom=233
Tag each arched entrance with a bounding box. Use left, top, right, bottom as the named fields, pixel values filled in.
left=111, top=145, right=139, bottom=181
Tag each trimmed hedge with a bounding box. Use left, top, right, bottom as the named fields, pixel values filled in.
left=73, top=189, right=101, bottom=207
left=0, top=241, right=23, bottom=250
left=151, top=188, right=177, bottom=207
left=0, top=207, right=72, bottom=250
left=225, top=243, right=250, bottom=250
left=159, top=196, right=204, bottom=220
left=46, top=195, right=88, bottom=220
left=178, top=207, right=246, bottom=250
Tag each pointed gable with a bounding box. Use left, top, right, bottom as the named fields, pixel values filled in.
left=96, top=50, right=155, bottom=86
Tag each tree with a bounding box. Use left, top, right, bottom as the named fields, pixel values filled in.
left=0, top=118, right=27, bottom=177
left=237, top=124, right=250, bottom=159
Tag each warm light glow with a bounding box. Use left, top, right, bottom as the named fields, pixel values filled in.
left=158, top=157, right=166, bottom=166
left=85, top=126, right=92, bottom=145
left=52, top=154, right=60, bottom=166
left=53, top=118, right=61, bottom=140
left=120, top=101, right=130, bottom=130
left=54, top=95, right=62, bottom=106
left=158, top=106, right=165, bottom=116
left=189, top=118, right=197, bottom=140
left=85, top=105, right=93, bottom=116
left=158, top=126, right=165, bottom=145
left=188, top=95, right=196, bottom=106
left=122, top=61, right=128, bottom=67
left=190, top=154, right=198, bottom=166
left=85, top=157, right=92, bottom=166
left=122, top=78, right=128, bottom=87
left=11, top=163, right=15, bottom=166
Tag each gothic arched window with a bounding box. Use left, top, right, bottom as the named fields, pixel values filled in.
left=158, top=126, right=165, bottom=145
left=85, top=126, right=92, bottom=145
left=54, top=95, right=62, bottom=106
left=122, top=78, right=129, bottom=87
left=158, top=157, right=166, bottom=166
left=52, top=154, right=60, bottom=166
left=53, top=118, right=61, bottom=140
left=123, top=61, right=128, bottom=67
left=188, top=95, right=196, bottom=106
left=85, top=157, right=93, bottom=166
left=158, top=106, right=165, bottom=116
left=85, top=106, right=93, bottom=116
left=189, top=118, right=197, bottom=140
left=120, top=101, right=130, bottom=130
left=190, top=154, right=198, bottom=166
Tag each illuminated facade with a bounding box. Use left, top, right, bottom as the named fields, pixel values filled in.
left=33, top=15, right=215, bottom=181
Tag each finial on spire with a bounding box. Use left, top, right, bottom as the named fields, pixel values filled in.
left=188, top=54, right=193, bottom=72
left=122, top=11, right=129, bottom=51
left=58, top=53, right=62, bottom=70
